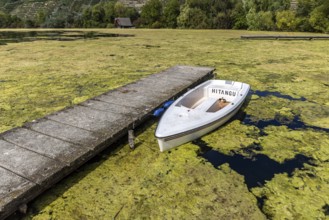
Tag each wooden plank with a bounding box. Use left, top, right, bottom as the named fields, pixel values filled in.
left=0, top=167, right=39, bottom=218
left=2, top=128, right=86, bottom=165
left=47, top=106, right=129, bottom=134
left=98, top=92, right=157, bottom=108
left=0, top=140, right=65, bottom=185
left=0, top=65, right=215, bottom=219
left=81, top=100, right=140, bottom=117
left=27, top=119, right=99, bottom=146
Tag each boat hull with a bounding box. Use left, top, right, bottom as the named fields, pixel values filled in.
left=157, top=101, right=243, bottom=152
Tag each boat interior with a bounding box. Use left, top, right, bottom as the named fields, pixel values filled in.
left=176, top=85, right=235, bottom=113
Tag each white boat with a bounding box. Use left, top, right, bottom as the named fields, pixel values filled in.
left=155, top=80, right=250, bottom=152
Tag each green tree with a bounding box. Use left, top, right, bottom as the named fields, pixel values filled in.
left=295, top=0, right=329, bottom=32
left=8, top=15, right=23, bottom=28
left=267, top=0, right=291, bottom=11
left=296, top=0, right=317, bottom=17
left=82, top=7, right=93, bottom=27
left=213, top=12, right=232, bottom=29
left=232, top=1, right=248, bottom=29
left=258, top=11, right=275, bottom=30
left=0, top=11, right=9, bottom=28
left=186, top=0, right=212, bottom=12
left=247, top=8, right=274, bottom=30
left=104, top=2, right=139, bottom=25
left=246, top=8, right=259, bottom=30
left=114, top=2, right=126, bottom=17
left=92, top=3, right=106, bottom=25
left=163, top=0, right=180, bottom=28
left=244, top=0, right=290, bottom=12
left=140, top=0, right=163, bottom=27
left=177, top=5, right=209, bottom=29
left=309, top=3, right=329, bottom=32
left=113, top=2, right=139, bottom=25
left=36, top=10, right=47, bottom=27
left=104, top=1, right=116, bottom=23
left=177, top=0, right=249, bottom=29
left=24, top=19, right=36, bottom=28
left=210, top=0, right=236, bottom=29
left=125, top=7, right=139, bottom=22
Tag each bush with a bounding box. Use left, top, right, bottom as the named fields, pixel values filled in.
left=247, top=9, right=274, bottom=30
left=151, top=21, right=163, bottom=28
left=276, top=10, right=298, bottom=31
left=309, top=5, right=329, bottom=33
left=106, top=23, right=115, bottom=28
left=295, top=17, right=313, bottom=32
left=177, top=5, right=209, bottom=29
left=258, top=11, right=275, bottom=30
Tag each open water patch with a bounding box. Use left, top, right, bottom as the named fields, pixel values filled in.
left=323, top=204, right=329, bottom=216
left=0, top=31, right=134, bottom=45
left=193, top=139, right=313, bottom=189
left=238, top=90, right=329, bottom=133
left=241, top=113, right=329, bottom=133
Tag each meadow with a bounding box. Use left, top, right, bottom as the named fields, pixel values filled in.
left=1, top=29, right=328, bottom=219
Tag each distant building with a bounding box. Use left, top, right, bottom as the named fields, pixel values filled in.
left=114, top=18, right=134, bottom=28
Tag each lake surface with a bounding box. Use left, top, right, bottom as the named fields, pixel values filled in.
left=2, top=29, right=328, bottom=219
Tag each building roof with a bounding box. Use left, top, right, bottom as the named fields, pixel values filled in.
left=114, top=18, right=133, bottom=27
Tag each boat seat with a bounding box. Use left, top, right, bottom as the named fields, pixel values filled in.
left=194, top=98, right=218, bottom=111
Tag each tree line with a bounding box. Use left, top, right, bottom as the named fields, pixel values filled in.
left=0, top=0, right=328, bottom=33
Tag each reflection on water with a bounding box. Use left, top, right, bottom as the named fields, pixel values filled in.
left=0, top=31, right=134, bottom=45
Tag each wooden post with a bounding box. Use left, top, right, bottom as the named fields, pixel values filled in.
left=128, top=130, right=135, bottom=149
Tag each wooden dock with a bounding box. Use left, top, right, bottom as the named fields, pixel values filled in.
left=0, top=66, right=215, bottom=219
left=241, top=35, right=329, bottom=40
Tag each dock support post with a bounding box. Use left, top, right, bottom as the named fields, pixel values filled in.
left=18, top=204, right=27, bottom=214
left=128, top=130, right=135, bottom=149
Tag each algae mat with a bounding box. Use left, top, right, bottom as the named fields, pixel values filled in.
left=1, top=29, right=328, bottom=219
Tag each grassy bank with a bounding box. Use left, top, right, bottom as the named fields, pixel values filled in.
left=1, top=29, right=328, bottom=219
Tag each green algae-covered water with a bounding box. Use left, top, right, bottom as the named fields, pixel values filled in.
left=1, top=29, right=328, bottom=219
